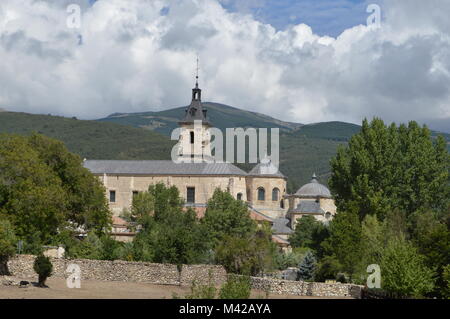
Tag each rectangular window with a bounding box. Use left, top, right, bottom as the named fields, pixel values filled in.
left=187, top=187, right=195, bottom=204
left=109, top=190, right=116, bottom=203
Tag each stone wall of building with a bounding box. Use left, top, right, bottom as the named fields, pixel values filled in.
left=101, top=174, right=248, bottom=216
left=246, top=176, right=288, bottom=219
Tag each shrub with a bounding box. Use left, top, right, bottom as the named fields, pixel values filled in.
left=441, top=265, right=450, bottom=299
left=33, top=254, right=53, bottom=287
left=185, top=272, right=217, bottom=299
left=0, top=219, right=17, bottom=275
left=219, top=275, right=251, bottom=299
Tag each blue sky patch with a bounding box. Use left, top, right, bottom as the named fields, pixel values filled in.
left=219, top=0, right=383, bottom=37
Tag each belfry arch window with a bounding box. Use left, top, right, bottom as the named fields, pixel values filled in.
left=272, top=188, right=280, bottom=201
left=190, top=131, right=194, bottom=144
left=257, top=187, right=265, bottom=201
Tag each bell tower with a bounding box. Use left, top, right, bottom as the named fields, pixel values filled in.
left=177, top=57, right=212, bottom=162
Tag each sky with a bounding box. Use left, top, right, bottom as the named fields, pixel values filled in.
left=0, top=0, right=449, bottom=133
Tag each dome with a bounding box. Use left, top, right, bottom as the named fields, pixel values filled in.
left=248, top=157, right=285, bottom=178
left=295, top=173, right=332, bottom=198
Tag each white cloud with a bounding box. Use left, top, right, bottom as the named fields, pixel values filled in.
left=0, top=0, right=449, bottom=131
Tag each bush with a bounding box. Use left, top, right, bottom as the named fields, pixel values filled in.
left=219, top=275, right=251, bottom=299
left=381, top=239, right=435, bottom=298
left=215, top=231, right=276, bottom=276
left=441, top=265, right=450, bottom=299
left=67, top=232, right=103, bottom=260
left=274, top=249, right=306, bottom=270
left=185, top=272, right=217, bottom=299
left=0, top=219, right=17, bottom=275
left=33, top=254, right=53, bottom=287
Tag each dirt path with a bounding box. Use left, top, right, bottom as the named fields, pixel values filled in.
left=0, top=277, right=350, bottom=299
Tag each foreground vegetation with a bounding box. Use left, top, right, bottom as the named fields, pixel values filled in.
left=289, top=119, right=450, bottom=298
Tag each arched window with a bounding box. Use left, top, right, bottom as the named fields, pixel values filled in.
left=237, top=193, right=243, bottom=201
left=325, top=212, right=332, bottom=219
left=272, top=188, right=280, bottom=201
left=190, top=131, right=194, bottom=144
left=257, top=187, right=265, bottom=201
left=280, top=199, right=284, bottom=209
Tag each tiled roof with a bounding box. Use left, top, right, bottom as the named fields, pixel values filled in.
left=84, top=160, right=248, bottom=176
left=295, top=173, right=332, bottom=198
left=292, top=201, right=325, bottom=214
left=271, top=217, right=294, bottom=235
left=272, top=235, right=290, bottom=246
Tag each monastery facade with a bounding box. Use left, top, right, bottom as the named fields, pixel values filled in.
left=83, top=80, right=336, bottom=245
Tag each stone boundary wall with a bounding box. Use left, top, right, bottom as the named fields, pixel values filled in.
left=7, top=255, right=362, bottom=298
left=249, top=276, right=363, bottom=299
left=7, top=255, right=226, bottom=287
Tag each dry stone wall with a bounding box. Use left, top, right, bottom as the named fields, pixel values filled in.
left=7, top=255, right=225, bottom=287
left=250, top=276, right=363, bottom=298
left=7, top=255, right=362, bottom=298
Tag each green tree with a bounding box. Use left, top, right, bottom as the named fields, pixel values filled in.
left=148, top=183, right=184, bottom=222
left=289, top=216, right=329, bottom=257
left=361, top=214, right=384, bottom=265
left=381, top=238, right=435, bottom=298
left=0, top=134, right=111, bottom=246
left=130, top=191, right=155, bottom=222
left=33, top=254, right=53, bottom=287
left=297, top=251, right=317, bottom=281
left=315, top=255, right=342, bottom=282
left=28, top=134, right=111, bottom=235
left=0, top=219, right=17, bottom=275
left=0, top=134, right=67, bottom=245
left=289, top=216, right=317, bottom=248
left=442, top=265, right=450, bottom=299
left=274, top=249, right=305, bottom=270
left=409, top=210, right=450, bottom=297
left=215, top=227, right=276, bottom=276
left=323, top=210, right=363, bottom=281
left=329, top=119, right=449, bottom=221
left=202, top=189, right=257, bottom=247
left=130, top=183, right=208, bottom=265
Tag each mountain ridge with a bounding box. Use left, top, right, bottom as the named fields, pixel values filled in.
left=1, top=105, right=448, bottom=189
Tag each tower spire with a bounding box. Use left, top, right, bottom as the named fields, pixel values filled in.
left=195, top=54, right=199, bottom=88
